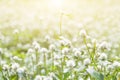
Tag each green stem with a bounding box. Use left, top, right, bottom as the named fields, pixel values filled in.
left=60, top=47, right=63, bottom=80
left=44, top=53, right=47, bottom=75
left=51, top=52, right=54, bottom=71
left=59, top=12, right=63, bottom=36
left=83, top=37, right=97, bottom=69
left=36, top=52, right=38, bottom=74
left=83, top=37, right=92, bottom=60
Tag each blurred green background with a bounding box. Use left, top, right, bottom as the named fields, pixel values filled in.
left=0, top=0, right=120, bottom=56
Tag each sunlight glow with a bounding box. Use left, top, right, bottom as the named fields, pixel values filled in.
left=50, top=0, right=64, bottom=9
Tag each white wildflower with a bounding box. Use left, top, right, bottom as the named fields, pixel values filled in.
left=11, top=63, right=20, bottom=70
left=79, top=29, right=87, bottom=38
left=44, top=76, right=53, bottom=80
left=45, top=35, right=50, bottom=41
left=34, top=75, right=42, bottom=80
left=3, top=64, right=9, bottom=71
left=74, top=50, right=81, bottom=57
left=40, top=48, right=48, bottom=54
left=107, top=64, right=113, bottom=71
left=112, top=61, right=120, bottom=68
left=27, top=48, right=34, bottom=54
left=49, top=44, right=56, bottom=51
left=13, top=29, right=19, bottom=34
left=66, top=60, right=75, bottom=67
left=91, top=39, right=97, bottom=44
left=32, top=41, right=40, bottom=50
left=63, top=68, right=69, bottom=73
left=17, top=67, right=25, bottom=74
left=99, top=53, right=107, bottom=60
left=62, top=47, right=69, bottom=54
left=13, top=56, right=22, bottom=61
left=41, top=69, right=46, bottom=74
left=83, top=58, right=91, bottom=66
left=99, top=41, right=110, bottom=50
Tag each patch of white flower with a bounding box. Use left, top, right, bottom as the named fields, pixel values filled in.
left=66, top=60, right=75, bottom=67
left=84, top=58, right=91, bottom=66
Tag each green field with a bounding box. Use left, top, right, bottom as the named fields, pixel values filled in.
left=0, top=0, right=120, bottom=80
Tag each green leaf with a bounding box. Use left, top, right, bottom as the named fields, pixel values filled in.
left=87, top=68, right=104, bottom=80
left=55, top=73, right=61, bottom=79
left=0, top=66, right=2, bottom=71
left=0, top=72, right=3, bottom=80
left=10, top=75, right=18, bottom=80
left=112, top=76, right=117, bottom=80
left=63, top=72, right=71, bottom=80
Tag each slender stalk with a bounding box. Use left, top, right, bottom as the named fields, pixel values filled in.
left=59, top=12, right=63, bottom=36
left=44, top=53, right=47, bottom=75
left=83, top=37, right=92, bottom=60
left=36, top=51, right=38, bottom=74
left=51, top=52, right=54, bottom=71
left=60, top=47, right=63, bottom=80
left=83, top=37, right=97, bottom=69
left=36, top=52, right=38, bottom=65
left=31, top=56, right=35, bottom=75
